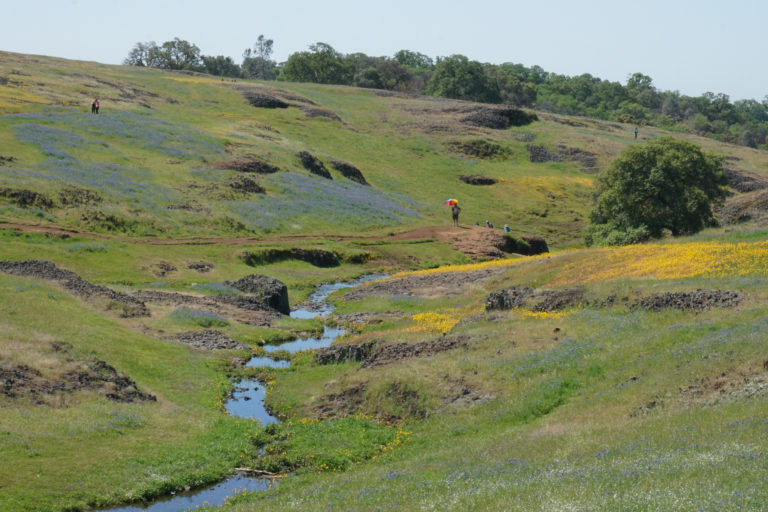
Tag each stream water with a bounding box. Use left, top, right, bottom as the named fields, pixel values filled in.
left=101, top=274, right=384, bottom=512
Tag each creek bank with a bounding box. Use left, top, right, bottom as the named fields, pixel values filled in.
left=313, top=335, right=473, bottom=368
left=102, top=274, right=387, bottom=512
left=99, top=475, right=272, bottom=512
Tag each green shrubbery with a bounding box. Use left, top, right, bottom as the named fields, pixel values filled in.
left=247, top=416, right=398, bottom=473
left=586, top=137, right=726, bottom=246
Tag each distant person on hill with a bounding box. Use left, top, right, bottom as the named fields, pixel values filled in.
left=634, top=127, right=638, bottom=139
left=503, top=224, right=511, bottom=233
left=485, top=220, right=493, bottom=229
left=91, top=99, right=97, bottom=114
left=451, top=204, right=461, bottom=226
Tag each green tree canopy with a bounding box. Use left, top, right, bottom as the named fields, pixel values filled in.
left=424, top=55, right=500, bottom=103
left=279, top=42, right=354, bottom=84
left=242, top=35, right=278, bottom=80
left=586, top=137, right=727, bottom=246
left=201, top=55, right=241, bottom=77
left=124, top=38, right=201, bottom=70
left=394, top=50, right=434, bottom=70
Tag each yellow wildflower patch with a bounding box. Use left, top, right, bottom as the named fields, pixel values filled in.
left=407, top=304, right=483, bottom=335
left=553, top=240, right=768, bottom=285
left=392, top=252, right=553, bottom=278
left=408, top=311, right=459, bottom=334
left=518, top=309, right=573, bottom=319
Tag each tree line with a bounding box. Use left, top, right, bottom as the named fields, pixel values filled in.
left=124, top=37, right=768, bottom=149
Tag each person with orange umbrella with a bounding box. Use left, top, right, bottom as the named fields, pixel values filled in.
left=445, top=199, right=461, bottom=226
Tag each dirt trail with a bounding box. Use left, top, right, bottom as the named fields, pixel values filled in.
left=0, top=222, right=476, bottom=246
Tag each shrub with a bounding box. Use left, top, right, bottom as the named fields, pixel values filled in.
left=169, top=308, right=229, bottom=327
left=584, top=222, right=651, bottom=247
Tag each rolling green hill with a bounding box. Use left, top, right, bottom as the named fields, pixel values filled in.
left=3, top=51, right=768, bottom=512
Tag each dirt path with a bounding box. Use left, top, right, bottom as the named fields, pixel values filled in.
left=0, top=222, right=476, bottom=247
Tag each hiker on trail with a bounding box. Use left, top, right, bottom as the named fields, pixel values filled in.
left=485, top=220, right=494, bottom=229
left=451, top=204, right=461, bottom=226
left=504, top=224, right=511, bottom=233
left=633, top=127, right=638, bottom=139
left=91, top=99, right=100, bottom=114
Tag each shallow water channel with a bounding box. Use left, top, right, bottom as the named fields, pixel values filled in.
left=102, top=274, right=384, bottom=512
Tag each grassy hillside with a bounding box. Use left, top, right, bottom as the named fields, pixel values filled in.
left=2, top=50, right=765, bottom=245
left=2, top=52, right=768, bottom=511
left=232, top=233, right=768, bottom=511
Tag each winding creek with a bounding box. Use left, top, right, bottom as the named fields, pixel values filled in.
left=103, top=274, right=384, bottom=512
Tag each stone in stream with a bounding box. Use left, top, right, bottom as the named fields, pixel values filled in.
left=226, top=274, right=290, bottom=314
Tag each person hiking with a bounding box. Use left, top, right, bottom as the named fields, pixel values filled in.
left=91, top=99, right=97, bottom=114
left=633, top=127, right=638, bottom=139
left=94, top=99, right=99, bottom=114
left=451, top=204, right=461, bottom=226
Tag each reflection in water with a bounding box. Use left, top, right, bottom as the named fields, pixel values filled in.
left=290, top=274, right=387, bottom=319
left=102, top=274, right=386, bottom=512
left=245, top=357, right=290, bottom=369
left=102, top=475, right=271, bottom=512
left=263, top=326, right=345, bottom=353
left=224, top=379, right=279, bottom=425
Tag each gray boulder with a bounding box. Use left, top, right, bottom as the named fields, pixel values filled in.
left=227, top=274, right=290, bottom=314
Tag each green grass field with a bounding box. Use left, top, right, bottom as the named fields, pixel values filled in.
left=2, top=51, right=768, bottom=511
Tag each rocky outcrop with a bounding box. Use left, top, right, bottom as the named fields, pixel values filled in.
left=636, top=290, right=742, bottom=312
left=298, top=151, right=331, bottom=179
left=240, top=248, right=341, bottom=268
left=502, top=235, right=549, bottom=255
left=486, top=287, right=533, bottom=311
left=0, top=260, right=149, bottom=317
left=330, top=160, right=369, bottom=185
left=461, top=107, right=537, bottom=129
left=174, top=330, right=247, bottom=350
left=313, top=340, right=377, bottom=364
left=241, top=91, right=289, bottom=108
left=226, top=274, right=290, bottom=314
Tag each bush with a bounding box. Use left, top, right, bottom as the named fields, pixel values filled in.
left=247, top=416, right=399, bottom=474
left=169, top=308, right=229, bottom=327
left=584, top=222, right=651, bottom=247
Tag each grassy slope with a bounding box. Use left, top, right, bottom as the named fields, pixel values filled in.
left=2, top=52, right=768, bottom=511
left=232, top=231, right=768, bottom=511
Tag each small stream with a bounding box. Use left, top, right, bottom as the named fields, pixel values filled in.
left=102, top=274, right=384, bottom=512
left=224, top=274, right=385, bottom=424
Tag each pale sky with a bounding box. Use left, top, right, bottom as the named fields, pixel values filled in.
left=2, top=0, right=766, bottom=101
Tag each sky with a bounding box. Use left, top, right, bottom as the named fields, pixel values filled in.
left=2, top=0, right=766, bottom=101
